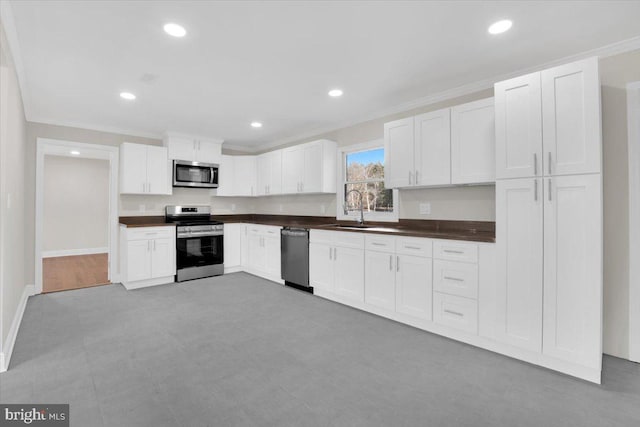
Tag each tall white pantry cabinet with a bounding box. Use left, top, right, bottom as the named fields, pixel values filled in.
left=491, top=57, right=603, bottom=382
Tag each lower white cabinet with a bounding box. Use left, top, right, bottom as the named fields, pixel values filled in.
left=246, top=224, right=282, bottom=282
left=433, top=292, right=478, bottom=334
left=364, top=250, right=396, bottom=310
left=223, top=223, right=242, bottom=272
left=120, top=225, right=176, bottom=289
left=395, top=254, right=433, bottom=321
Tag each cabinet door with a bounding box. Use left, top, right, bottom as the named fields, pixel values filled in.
left=247, top=232, right=265, bottom=271
left=451, top=98, right=495, bottom=184
left=127, top=240, right=151, bottom=281
left=334, top=246, right=365, bottom=302
left=414, top=108, right=451, bottom=186
left=146, top=146, right=170, bottom=195
left=234, top=156, right=257, bottom=196
left=223, top=223, right=242, bottom=268
left=495, top=72, right=543, bottom=179
left=240, top=224, right=249, bottom=268
left=120, top=143, right=148, bottom=194
left=384, top=117, right=415, bottom=188
left=542, top=58, right=601, bottom=176
left=151, top=237, right=175, bottom=278
left=216, top=155, right=234, bottom=196
left=282, top=147, right=304, bottom=193
left=268, top=151, right=283, bottom=195
left=364, top=250, right=396, bottom=311
left=309, top=243, right=334, bottom=292
left=303, top=142, right=322, bottom=193
left=256, top=154, right=270, bottom=196
left=263, top=234, right=281, bottom=278
left=493, top=178, right=543, bottom=352
left=195, top=140, right=222, bottom=164
left=396, top=254, right=432, bottom=321
left=167, top=137, right=196, bottom=161
left=543, top=174, right=602, bottom=368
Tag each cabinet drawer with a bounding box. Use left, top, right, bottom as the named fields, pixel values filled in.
left=433, top=240, right=478, bottom=263
left=310, top=229, right=334, bottom=245
left=396, top=237, right=432, bottom=257
left=332, top=231, right=365, bottom=249
left=262, top=225, right=281, bottom=236
left=365, top=234, right=395, bottom=252
left=127, top=226, right=175, bottom=241
left=433, top=260, right=478, bottom=299
left=433, top=292, right=478, bottom=334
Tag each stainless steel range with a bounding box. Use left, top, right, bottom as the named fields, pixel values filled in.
left=165, top=206, right=224, bottom=282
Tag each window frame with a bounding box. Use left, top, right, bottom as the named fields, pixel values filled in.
left=336, top=139, right=399, bottom=223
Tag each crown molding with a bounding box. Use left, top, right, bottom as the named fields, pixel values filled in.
left=29, top=117, right=162, bottom=140
left=0, top=0, right=31, bottom=119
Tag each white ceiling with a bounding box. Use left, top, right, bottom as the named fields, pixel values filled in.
left=6, top=0, right=640, bottom=150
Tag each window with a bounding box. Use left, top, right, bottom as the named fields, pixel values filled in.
left=337, top=140, right=398, bottom=222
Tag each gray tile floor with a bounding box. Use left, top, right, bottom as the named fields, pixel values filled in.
left=1, top=272, right=639, bottom=427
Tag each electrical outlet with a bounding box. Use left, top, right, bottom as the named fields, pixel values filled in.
left=419, top=203, right=431, bottom=215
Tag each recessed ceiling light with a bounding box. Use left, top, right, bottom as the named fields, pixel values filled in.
left=164, top=23, right=187, bottom=38
left=119, top=92, right=136, bottom=100
left=251, top=121, right=263, bottom=128
left=70, top=150, right=80, bottom=156
left=328, top=89, right=343, bottom=97
left=488, top=19, right=513, bottom=35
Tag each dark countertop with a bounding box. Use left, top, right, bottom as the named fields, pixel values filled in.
left=120, top=214, right=495, bottom=243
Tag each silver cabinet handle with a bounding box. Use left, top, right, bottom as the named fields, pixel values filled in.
left=153, top=240, right=157, bottom=251
left=145, top=232, right=158, bottom=236
left=404, top=245, right=421, bottom=250
left=548, top=152, right=552, bottom=175
left=534, top=179, right=538, bottom=201
left=147, top=240, right=151, bottom=251
left=444, top=276, right=464, bottom=282
left=396, top=256, right=399, bottom=272
left=415, top=170, right=419, bottom=185
left=533, top=153, right=538, bottom=175
left=334, top=247, right=337, bottom=261
left=444, top=309, right=464, bottom=317
left=148, top=183, right=151, bottom=193
left=301, top=182, right=304, bottom=192
left=408, top=171, right=413, bottom=185
left=372, top=242, right=386, bottom=246
left=443, top=249, right=464, bottom=254
left=329, top=247, right=332, bottom=260
left=389, top=255, right=393, bottom=271
left=548, top=179, right=552, bottom=202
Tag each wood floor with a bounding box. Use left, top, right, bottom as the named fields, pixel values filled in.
left=42, top=253, right=110, bottom=293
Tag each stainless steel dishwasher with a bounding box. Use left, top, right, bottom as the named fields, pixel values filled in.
left=281, top=227, right=311, bottom=292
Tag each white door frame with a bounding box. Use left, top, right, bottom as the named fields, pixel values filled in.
left=628, top=81, right=640, bottom=363
left=35, top=138, right=119, bottom=294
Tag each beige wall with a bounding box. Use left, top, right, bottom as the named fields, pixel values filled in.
left=43, top=156, right=109, bottom=252
left=0, top=22, right=27, bottom=358
left=600, top=49, right=640, bottom=359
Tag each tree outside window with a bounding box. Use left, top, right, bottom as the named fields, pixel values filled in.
left=344, top=148, right=393, bottom=214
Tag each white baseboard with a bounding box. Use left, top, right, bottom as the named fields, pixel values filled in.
left=122, top=276, right=175, bottom=290
left=0, top=284, right=35, bottom=373
left=42, top=247, right=108, bottom=258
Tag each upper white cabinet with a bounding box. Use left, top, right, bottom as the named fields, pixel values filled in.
left=163, top=132, right=223, bottom=164
left=282, top=140, right=337, bottom=194
left=257, top=150, right=282, bottom=196
left=385, top=100, right=495, bottom=189
left=216, top=155, right=234, bottom=196
left=234, top=156, right=257, bottom=196
left=451, top=98, right=495, bottom=184
left=120, top=142, right=171, bottom=195
left=541, top=58, right=601, bottom=176
left=495, top=57, right=600, bottom=179
left=415, top=109, right=451, bottom=186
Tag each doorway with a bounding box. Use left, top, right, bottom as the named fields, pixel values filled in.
left=35, top=139, right=119, bottom=294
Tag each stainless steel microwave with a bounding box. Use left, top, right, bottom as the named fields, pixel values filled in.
left=173, top=160, right=219, bottom=188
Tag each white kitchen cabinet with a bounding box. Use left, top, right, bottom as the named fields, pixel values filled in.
left=495, top=57, right=600, bottom=179
left=163, top=132, right=222, bottom=164
left=451, top=98, right=495, bottom=184
left=234, top=156, right=257, bottom=196
left=364, top=249, right=396, bottom=311
left=384, top=117, right=415, bottom=188
left=282, top=140, right=337, bottom=194
left=433, top=259, right=478, bottom=300
left=491, top=178, right=543, bottom=352
left=246, top=224, right=282, bottom=282
left=120, top=142, right=171, bottom=195
left=433, top=292, right=478, bottom=335
left=309, top=230, right=365, bottom=302
left=120, top=226, right=176, bottom=289
left=542, top=174, right=602, bottom=368
left=216, top=155, right=234, bottom=196
left=541, top=58, right=601, bottom=176
left=414, top=108, right=451, bottom=186
left=395, top=254, right=433, bottom=321
left=223, top=223, right=242, bottom=272
left=495, top=72, right=543, bottom=179
left=257, top=150, right=282, bottom=196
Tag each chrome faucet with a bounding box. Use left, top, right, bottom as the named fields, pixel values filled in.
left=345, top=189, right=365, bottom=225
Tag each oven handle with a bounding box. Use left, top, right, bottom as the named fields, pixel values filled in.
left=177, top=232, right=224, bottom=238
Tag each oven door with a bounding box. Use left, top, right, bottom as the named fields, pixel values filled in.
left=173, top=160, right=219, bottom=188
left=176, top=235, right=224, bottom=271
